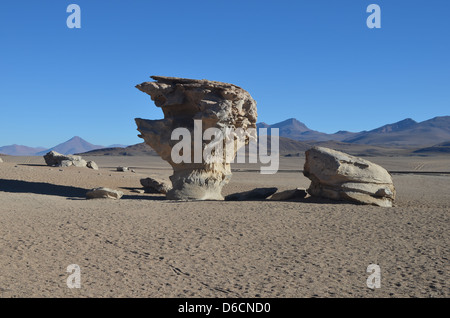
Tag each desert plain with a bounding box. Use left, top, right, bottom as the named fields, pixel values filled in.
left=0, top=154, right=448, bottom=297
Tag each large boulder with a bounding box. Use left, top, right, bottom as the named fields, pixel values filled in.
left=303, top=147, right=395, bottom=207
left=43, top=151, right=97, bottom=170
left=135, top=76, right=257, bottom=200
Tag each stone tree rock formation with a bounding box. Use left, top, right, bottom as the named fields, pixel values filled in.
left=303, top=147, right=395, bottom=207
left=135, top=76, right=257, bottom=200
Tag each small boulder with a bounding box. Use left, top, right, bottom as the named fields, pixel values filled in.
left=0, top=157, right=3, bottom=163
left=86, top=187, right=123, bottom=200
left=60, top=160, right=73, bottom=167
left=225, top=187, right=278, bottom=201
left=268, top=188, right=307, bottom=201
left=140, top=177, right=172, bottom=194
left=117, top=166, right=128, bottom=172
left=87, top=161, right=99, bottom=170
left=72, top=159, right=87, bottom=167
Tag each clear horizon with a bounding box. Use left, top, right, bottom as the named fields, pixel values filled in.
left=1, top=115, right=449, bottom=149
left=1, top=0, right=449, bottom=147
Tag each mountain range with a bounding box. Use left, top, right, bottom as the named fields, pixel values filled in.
left=257, top=116, right=450, bottom=147
left=0, top=136, right=126, bottom=156
left=1, top=116, right=449, bottom=156
left=257, top=118, right=357, bottom=142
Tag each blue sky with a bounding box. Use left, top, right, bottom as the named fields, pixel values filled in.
left=1, top=0, right=449, bottom=147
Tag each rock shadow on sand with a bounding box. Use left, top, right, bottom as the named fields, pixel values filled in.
left=0, top=180, right=169, bottom=201
left=0, top=179, right=87, bottom=198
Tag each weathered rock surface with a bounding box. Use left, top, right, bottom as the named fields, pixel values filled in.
left=225, top=187, right=278, bottom=201
left=303, top=147, right=395, bottom=207
left=87, top=161, right=99, bottom=170
left=43, top=151, right=97, bottom=170
left=140, top=177, right=172, bottom=194
left=135, top=76, right=257, bottom=200
left=86, top=187, right=123, bottom=200
left=268, top=188, right=307, bottom=201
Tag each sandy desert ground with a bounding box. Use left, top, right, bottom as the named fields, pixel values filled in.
left=0, top=154, right=449, bottom=297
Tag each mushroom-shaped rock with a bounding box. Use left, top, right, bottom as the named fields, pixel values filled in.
left=135, top=76, right=257, bottom=200
left=303, top=147, right=395, bottom=207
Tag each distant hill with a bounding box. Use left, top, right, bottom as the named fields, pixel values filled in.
left=0, top=144, right=46, bottom=156
left=246, top=136, right=311, bottom=157
left=311, top=140, right=411, bottom=157
left=2, top=116, right=449, bottom=156
left=258, top=116, right=450, bottom=147
left=37, top=136, right=104, bottom=156
left=343, top=116, right=450, bottom=147
left=257, top=118, right=358, bottom=142
left=79, top=137, right=312, bottom=157
left=78, top=142, right=157, bottom=156
left=78, top=137, right=414, bottom=158
left=1, top=136, right=110, bottom=156
left=413, top=141, right=450, bottom=154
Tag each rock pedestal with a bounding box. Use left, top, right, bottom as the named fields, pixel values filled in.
left=135, top=76, right=257, bottom=200
left=303, top=147, right=395, bottom=207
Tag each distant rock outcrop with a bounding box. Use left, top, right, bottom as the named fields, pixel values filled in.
left=303, top=147, right=395, bottom=207
left=135, top=76, right=257, bottom=200
left=43, top=151, right=98, bottom=170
